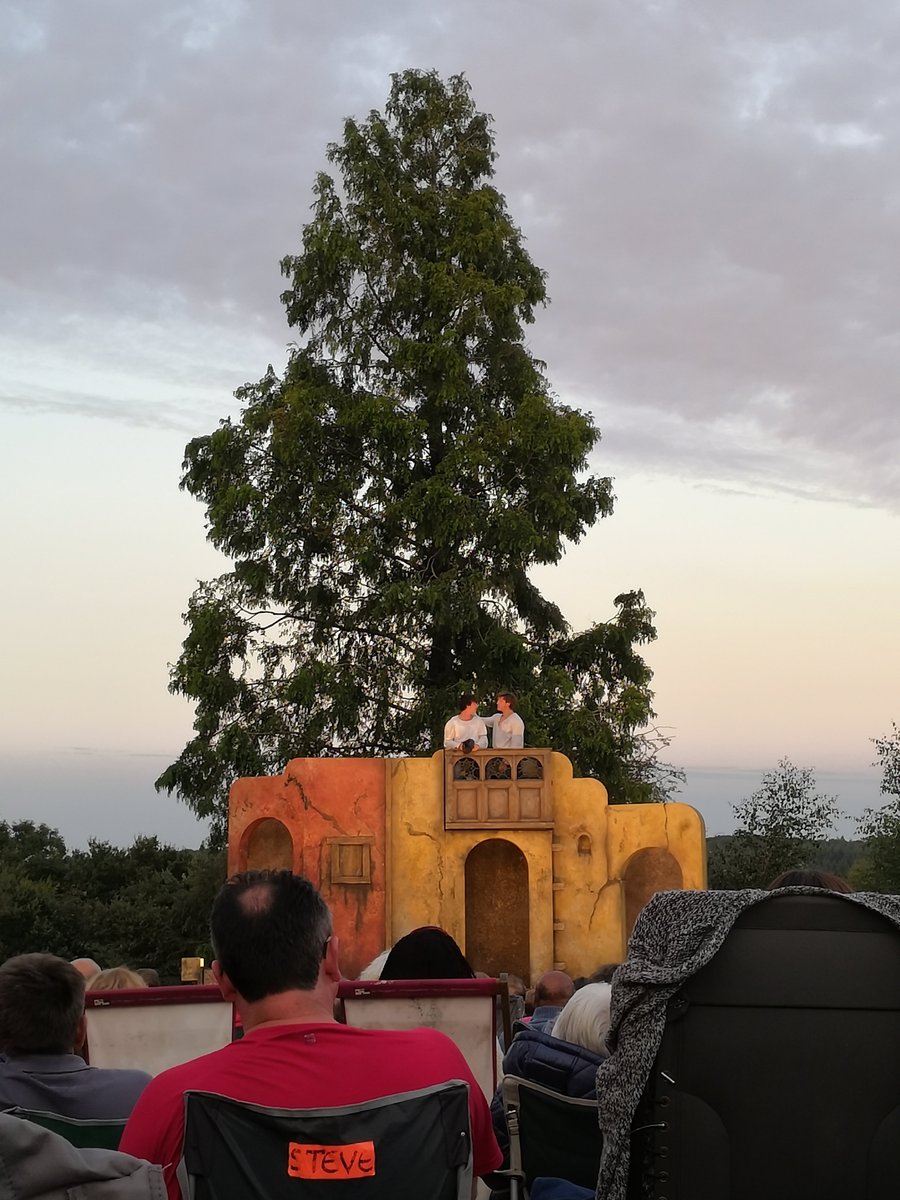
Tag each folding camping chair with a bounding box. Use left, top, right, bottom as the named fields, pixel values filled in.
left=84, top=983, right=234, bottom=1076
left=629, top=892, right=900, bottom=1200
left=497, top=1076, right=601, bottom=1200
left=177, top=1080, right=472, bottom=1200
left=338, top=976, right=511, bottom=1100
left=3, top=1106, right=126, bottom=1149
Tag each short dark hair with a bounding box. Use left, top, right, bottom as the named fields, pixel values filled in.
left=210, top=870, right=333, bottom=1003
left=766, top=869, right=852, bottom=893
left=497, top=692, right=518, bottom=711
left=0, top=954, right=85, bottom=1055
left=457, top=693, right=476, bottom=713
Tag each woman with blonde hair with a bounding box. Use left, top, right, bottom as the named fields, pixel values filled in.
left=87, top=966, right=148, bottom=991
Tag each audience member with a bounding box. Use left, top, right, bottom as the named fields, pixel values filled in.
left=120, top=870, right=500, bottom=1199
left=88, top=967, right=148, bottom=991
left=381, top=926, right=476, bottom=980
left=70, top=957, right=101, bottom=979
left=552, top=983, right=612, bottom=1056
left=589, top=962, right=620, bottom=984
left=505, top=973, right=527, bottom=1021
left=357, top=950, right=389, bottom=981
left=491, top=983, right=611, bottom=1162
left=0, top=954, right=150, bottom=1119
left=518, top=970, right=574, bottom=1034
left=136, top=968, right=161, bottom=987
left=767, top=868, right=853, bottom=892
left=0, top=1111, right=164, bottom=1197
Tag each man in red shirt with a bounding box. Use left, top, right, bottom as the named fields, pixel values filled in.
left=120, top=870, right=501, bottom=1199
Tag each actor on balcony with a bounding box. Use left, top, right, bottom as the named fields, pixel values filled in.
left=482, top=692, right=525, bottom=748
left=443, top=694, right=488, bottom=753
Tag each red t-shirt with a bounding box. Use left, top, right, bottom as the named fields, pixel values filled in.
left=120, top=1022, right=501, bottom=1198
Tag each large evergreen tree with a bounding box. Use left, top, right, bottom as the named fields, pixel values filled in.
left=158, top=70, right=673, bottom=827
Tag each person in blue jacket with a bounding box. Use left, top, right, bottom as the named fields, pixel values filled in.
left=491, top=983, right=611, bottom=1160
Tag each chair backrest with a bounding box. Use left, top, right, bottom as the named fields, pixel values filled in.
left=177, top=1081, right=472, bottom=1200
left=338, top=977, right=509, bottom=1099
left=4, top=1106, right=126, bottom=1150
left=502, top=1076, right=602, bottom=1192
left=630, top=893, right=900, bottom=1200
left=84, top=984, right=233, bottom=1076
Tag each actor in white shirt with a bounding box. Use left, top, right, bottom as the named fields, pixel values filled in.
left=443, top=694, right=489, bottom=751
left=482, top=692, right=525, bottom=748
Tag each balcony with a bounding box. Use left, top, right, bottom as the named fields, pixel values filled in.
left=443, top=748, right=553, bottom=829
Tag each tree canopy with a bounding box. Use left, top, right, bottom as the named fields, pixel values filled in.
left=157, top=70, right=673, bottom=829
left=707, top=758, right=841, bottom=888
left=852, top=724, right=900, bottom=891
left=0, top=821, right=222, bottom=978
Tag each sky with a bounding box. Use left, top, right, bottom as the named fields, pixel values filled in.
left=1, top=0, right=898, bottom=848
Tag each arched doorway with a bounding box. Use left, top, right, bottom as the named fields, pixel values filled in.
left=243, top=818, right=293, bottom=872
left=623, top=847, right=683, bottom=936
left=465, top=839, right=530, bottom=981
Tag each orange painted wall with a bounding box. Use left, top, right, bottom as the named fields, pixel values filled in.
left=228, top=757, right=387, bottom=980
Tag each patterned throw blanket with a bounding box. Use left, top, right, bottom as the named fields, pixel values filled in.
left=594, top=888, right=900, bottom=1200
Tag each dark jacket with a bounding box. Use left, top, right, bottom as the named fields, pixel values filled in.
left=490, top=1026, right=606, bottom=1159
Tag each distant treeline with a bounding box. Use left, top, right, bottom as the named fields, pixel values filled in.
left=707, top=835, right=862, bottom=880
left=0, top=820, right=224, bottom=980
left=706, top=835, right=868, bottom=890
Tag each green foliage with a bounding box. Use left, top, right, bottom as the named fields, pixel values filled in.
left=707, top=759, right=841, bottom=889
left=158, top=70, right=674, bottom=827
left=0, top=821, right=224, bottom=979
left=853, top=724, right=900, bottom=892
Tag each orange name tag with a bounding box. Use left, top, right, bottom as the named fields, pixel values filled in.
left=287, top=1141, right=376, bottom=1179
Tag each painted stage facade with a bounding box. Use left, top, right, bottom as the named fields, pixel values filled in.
left=227, top=749, right=706, bottom=980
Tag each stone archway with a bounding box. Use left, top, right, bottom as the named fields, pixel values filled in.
left=623, top=847, right=683, bottom=936
left=465, top=839, right=530, bottom=981
left=242, top=818, right=294, bottom=872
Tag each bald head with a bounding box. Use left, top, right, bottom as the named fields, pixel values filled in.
left=534, top=971, right=574, bottom=1008
left=70, top=958, right=101, bottom=979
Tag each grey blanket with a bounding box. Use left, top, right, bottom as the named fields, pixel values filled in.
left=594, top=887, right=900, bottom=1200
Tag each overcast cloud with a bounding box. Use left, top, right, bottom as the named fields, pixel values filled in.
left=2, top=0, right=899, bottom=507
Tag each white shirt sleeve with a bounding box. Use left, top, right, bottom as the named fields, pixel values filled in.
left=474, top=720, right=488, bottom=749
left=443, top=718, right=462, bottom=749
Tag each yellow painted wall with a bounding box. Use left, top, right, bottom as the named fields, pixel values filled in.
left=387, top=750, right=707, bottom=981
left=230, top=749, right=708, bottom=984
left=388, top=755, right=556, bottom=982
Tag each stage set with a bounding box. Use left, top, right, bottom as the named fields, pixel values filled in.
left=226, top=748, right=706, bottom=981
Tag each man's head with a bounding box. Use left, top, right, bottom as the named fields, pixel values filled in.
left=210, top=870, right=334, bottom=1004
left=457, top=693, right=477, bottom=719
left=533, top=970, right=575, bottom=1008
left=70, top=957, right=101, bottom=979
left=0, top=954, right=85, bottom=1055
left=496, top=692, right=517, bottom=715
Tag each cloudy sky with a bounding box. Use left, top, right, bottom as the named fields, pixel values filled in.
left=2, top=0, right=898, bottom=847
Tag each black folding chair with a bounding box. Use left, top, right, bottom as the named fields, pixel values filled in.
left=178, top=1081, right=472, bottom=1199
left=630, top=893, right=900, bottom=1200
left=499, top=1075, right=601, bottom=1199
